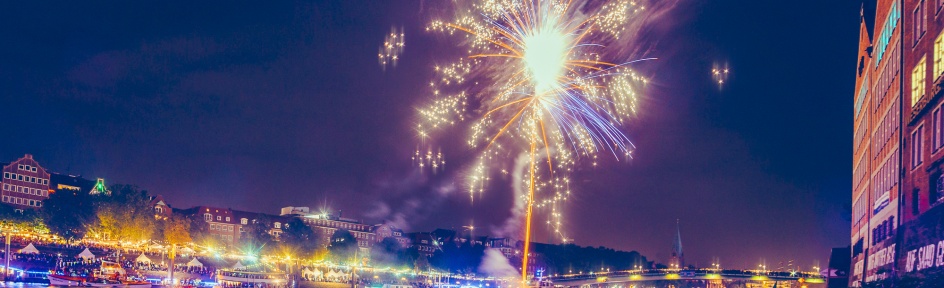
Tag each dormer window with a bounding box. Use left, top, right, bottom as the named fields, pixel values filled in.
left=241, top=218, right=248, bottom=225
left=274, top=222, right=281, bottom=229
left=204, top=213, right=212, bottom=221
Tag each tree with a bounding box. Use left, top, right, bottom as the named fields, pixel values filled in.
left=91, top=185, right=157, bottom=245
left=163, top=215, right=192, bottom=246
left=0, top=204, right=47, bottom=235
left=42, top=188, right=96, bottom=239
left=240, top=215, right=274, bottom=256
left=162, top=214, right=191, bottom=285
left=279, top=218, right=320, bottom=258
left=328, top=229, right=358, bottom=263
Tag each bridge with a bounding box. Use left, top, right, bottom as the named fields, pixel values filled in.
left=548, top=269, right=827, bottom=287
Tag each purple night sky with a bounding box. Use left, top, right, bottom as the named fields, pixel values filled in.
left=0, top=0, right=857, bottom=269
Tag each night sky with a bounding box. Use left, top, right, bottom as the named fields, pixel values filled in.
left=0, top=1, right=860, bottom=269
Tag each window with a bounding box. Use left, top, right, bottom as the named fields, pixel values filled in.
left=915, top=56, right=928, bottom=107
left=274, top=222, right=281, bottom=229
left=43, top=179, right=47, bottom=185
left=17, top=165, right=22, bottom=170
left=936, top=107, right=943, bottom=150
left=204, top=213, right=212, bottom=221
left=916, top=1, right=927, bottom=45
left=226, top=217, right=230, bottom=222
left=241, top=218, right=248, bottom=225
left=914, top=125, right=926, bottom=169
left=2, top=184, right=7, bottom=191
left=30, top=167, right=35, bottom=172
left=36, top=201, right=41, bottom=207
left=17, top=175, right=22, bottom=181
left=3, top=172, right=8, bottom=179
left=217, top=216, right=221, bottom=221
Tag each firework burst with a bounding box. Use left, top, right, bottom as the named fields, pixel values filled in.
left=417, top=0, right=651, bottom=281
left=379, top=27, right=405, bottom=70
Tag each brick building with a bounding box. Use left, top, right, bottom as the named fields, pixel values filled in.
left=175, top=206, right=287, bottom=247
left=851, top=1, right=903, bottom=286
left=897, top=0, right=944, bottom=282
left=0, top=154, right=51, bottom=209
left=280, top=206, right=377, bottom=254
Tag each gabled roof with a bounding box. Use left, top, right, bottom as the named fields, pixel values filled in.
left=861, top=1, right=876, bottom=42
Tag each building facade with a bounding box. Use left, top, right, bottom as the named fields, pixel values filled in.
left=280, top=206, right=376, bottom=253
left=1, top=154, right=51, bottom=209
left=898, top=0, right=944, bottom=282
left=851, top=1, right=903, bottom=286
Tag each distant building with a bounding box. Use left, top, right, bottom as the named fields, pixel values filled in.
left=486, top=237, right=515, bottom=258
left=407, top=232, right=437, bottom=257
left=0, top=154, right=51, bottom=209
left=48, top=173, right=94, bottom=194
left=175, top=206, right=288, bottom=246
left=179, top=206, right=241, bottom=245
left=149, top=195, right=173, bottom=219
left=280, top=206, right=376, bottom=253
left=373, top=223, right=410, bottom=248
left=668, top=220, right=684, bottom=269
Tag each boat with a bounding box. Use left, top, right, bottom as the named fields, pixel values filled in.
left=48, top=261, right=151, bottom=287
left=217, top=269, right=288, bottom=286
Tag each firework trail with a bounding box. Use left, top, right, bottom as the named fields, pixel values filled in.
left=416, top=0, right=653, bottom=281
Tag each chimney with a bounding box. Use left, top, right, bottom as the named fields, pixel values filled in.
left=24, top=154, right=32, bottom=159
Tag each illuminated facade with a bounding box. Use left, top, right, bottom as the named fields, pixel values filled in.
left=897, top=0, right=944, bottom=281
left=0, top=154, right=51, bottom=209
left=851, top=1, right=902, bottom=285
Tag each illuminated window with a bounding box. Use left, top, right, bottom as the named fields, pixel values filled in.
left=241, top=218, right=248, bottom=225
left=937, top=32, right=944, bottom=78
left=226, top=217, right=230, bottom=222
left=914, top=125, right=926, bottom=169
left=204, top=213, right=212, bottom=221
left=274, top=222, right=281, bottom=229
left=914, top=56, right=928, bottom=107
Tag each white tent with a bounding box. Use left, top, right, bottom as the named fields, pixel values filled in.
left=232, top=261, right=245, bottom=270
left=186, top=258, right=203, bottom=268
left=326, top=270, right=340, bottom=279
left=18, top=243, right=38, bottom=254
left=136, top=254, right=152, bottom=263
left=78, top=248, right=95, bottom=260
